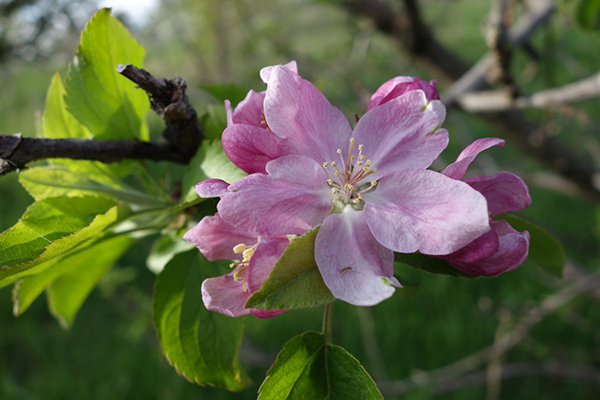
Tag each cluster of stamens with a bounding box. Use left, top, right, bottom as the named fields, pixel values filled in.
left=229, top=243, right=258, bottom=292
left=323, top=138, right=378, bottom=204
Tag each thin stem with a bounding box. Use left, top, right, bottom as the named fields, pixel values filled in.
left=322, top=302, right=334, bottom=343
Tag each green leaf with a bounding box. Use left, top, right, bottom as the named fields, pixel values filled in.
left=394, top=252, right=473, bottom=278
left=0, top=197, right=131, bottom=287
left=146, top=232, right=195, bottom=275
left=576, top=0, right=600, bottom=30
left=153, top=251, right=251, bottom=390
left=65, top=8, right=149, bottom=140
left=13, top=235, right=133, bottom=327
left=47, top=235, right=134, bottom=327
left=258, top=331, right=382, bottom=400
left=181, top=140, right=246, bottom=202
left=498, top=214, right=565, bottom=278
left=200, top=83, right=249, bottom=106
left=199, top=104, right=228, bottom=140
left=19, top=165, right=166, bottom=207
left=42, top=72, right=91, bottom=139
left=246, top=227, right=335, bottom=310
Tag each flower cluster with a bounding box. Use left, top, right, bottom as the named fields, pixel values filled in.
left=185, top=62, right=531, bottom=317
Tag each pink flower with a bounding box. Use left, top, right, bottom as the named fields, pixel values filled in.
left=184, top=211, right=288, bottom=318
left=439, top=138, right=532, bottom=276
left=197, top=64, right=491, bottom=306
left=368, top=76, right=440, bottom=111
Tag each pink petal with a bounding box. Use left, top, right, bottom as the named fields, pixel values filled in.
left=352, top=90, right=448, bottom=179
left=231, top=90, right=266, bottom=127
left=368, top=76, right=440, bottom=111
left=225, top=100, right=234, bottom=126
left=440, top=228, right=499, bottom=264
left=315, top=208, right=398, bottom=306
left=201, top=274, right=252, bottom=317
left=449, top=220, right=530, bottom=276
left=442, top=137, right=505, bottom=180
left=251, top=309, right=286, bottom=318
left=259, top=60, right=298, bottom=83
left=218, top=155, right=334, bottom=235
left=222, top=124, right=285, bottom=174
left=464, top=172, right=532, bottom=217
left=195, top=179, right=230, bottom=198
left=183, top=213, right=258, bottom=261
left=364, top=169, right=490, bottom=255
left=247, top=236, right=290, bottom=293
left=263, top=66, right=352, bottom=162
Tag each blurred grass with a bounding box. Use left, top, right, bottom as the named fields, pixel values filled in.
left=1, top=0, right=599, bottom=399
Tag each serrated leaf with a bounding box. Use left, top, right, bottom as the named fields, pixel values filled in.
left=498, top=214, right=565, bottom=278
left=65, top=8, right=149, bottom=140
left=42, top=72, right=91, bottom=139
left=246, top=227, right=335, bottom=310
left=576, top=0, right=600, bottom=30
left=394, top=252, right=473, bottom=278
left=153, top=251, right=251, bottom=390
left=47, top=235, right=134, bottom=327
left=13, top=235, right=133, bottom=326
left=200, top=83, right=249, bottom=106
left=0, top=198, right=130, bottom=287
left=19, top=166, right=166, bottom=207
left=181, top=139, right=246, bottom=201
left=258, top=331, right=382, bottom=400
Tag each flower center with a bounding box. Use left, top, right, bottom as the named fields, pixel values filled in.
left=230, top=243, right=258, bottom=292
left=323, top=138, right=378, bottom=206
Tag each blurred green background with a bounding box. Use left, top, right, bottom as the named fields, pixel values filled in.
left=0, top=0, right=599, bottom=399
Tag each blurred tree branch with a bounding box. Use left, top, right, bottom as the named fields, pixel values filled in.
left=341, top=0, right=600, bottom=201
left=0, top=65, right=203, bottom=175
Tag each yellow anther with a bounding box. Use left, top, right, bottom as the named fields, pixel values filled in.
left=233, top=243, right=247, bottom=254
left=372, top=167, right=377, bottom=173
left=337, top=148, right=342, bottom=154
left=357, top=193, right=363, bottom=199
left=350, top=156, right=355, bottom=161
left=327, top=179, right=333, bottom=185
left=365, top=160, right=371, bottom=166
left=358, top=144, right=364, bottom=151
left=323, top=162, right=329, bottom=168
left=335, top=170, right=341, bottom=176
left=370, top=180, right=378, bottom=186
left=352, top=198, right=361, bottom=204
left=359, top=155, right=366, bottom=160
left=242, top=248, right=255, bottom=260
left=331, top=188, right=338, bottom=194
left=229, top=262, right=237, bottom=269
left=362, top=167, right=370, bottom=172
left=357, top=161, right=363, bottom=167
left=350, top=138, right=355, bottom=145
left=242, top=281, right=248, bottom=292
left=331, top=161, right=337, bottom=167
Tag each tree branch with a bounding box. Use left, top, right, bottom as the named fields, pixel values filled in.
left=457, top=72, right=600, bottom=112
left=0, top=65, right=203, bottom=176
left=341, top=0, right=600, bottom=201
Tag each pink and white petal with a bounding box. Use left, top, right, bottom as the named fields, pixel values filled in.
left=259, top=60, right=298, bottom=83
left=225, top=100, right=234, bottom=126
left=263, top=66, right=352, bottom=161
left=440, top=228, right=499, bottom=264
left=218, top=155, right=334, bottom=235
left=315, top=208, right=398, bottom=306
left=195, top=179, right=230, bottom=198
left=450, top=220, right=530, bottom=276
left=232, top=90, right=266, bottom=127
left=368, top=77, right=439, bottom=111
left=364, top=169, right=490, bottom=255
left=247, top=236, right=290, bottom=293
left=183, top=213, right=258, bottom=261
left=464, top=172, right=532, bottom=217
left=201, top=274, right=251, bottom=317
left=222, top=124, right=285, bottom=174
left=353, top=90, right=448, bottom=178
left=442, top=138, right=505, bottom=180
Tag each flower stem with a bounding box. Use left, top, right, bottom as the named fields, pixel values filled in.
left=322, top=302, right=333, bottom=343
